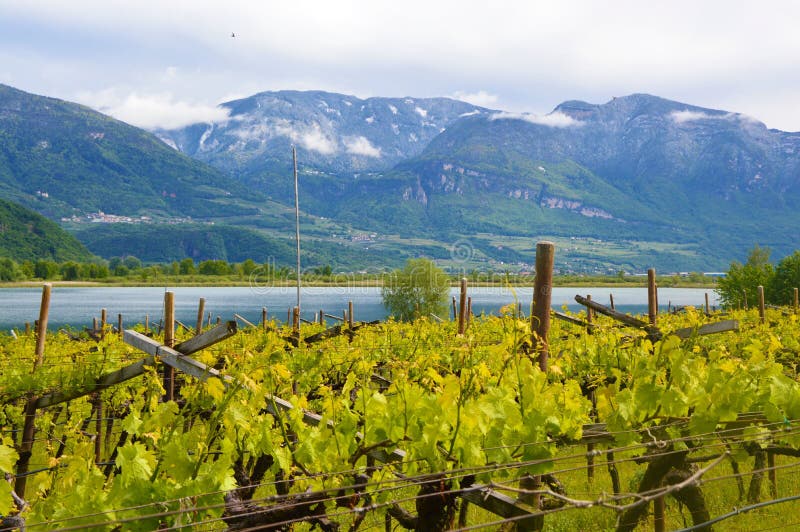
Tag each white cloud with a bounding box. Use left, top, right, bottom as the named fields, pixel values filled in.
left=414, top=106, right=427, bottom=118
left=459, top=110, right=481, bottom=117
left=670, top=110, right=715, bottom=123
left=344, top=136, right=381, bottom=157
left=78, top=90, right=230, bottom=129
left=451, top=90, right=499, bottom=108
left=490, top=111, right=582, bottom=128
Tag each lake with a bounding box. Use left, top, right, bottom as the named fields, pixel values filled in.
left=0, top=285, right=719, bottom=331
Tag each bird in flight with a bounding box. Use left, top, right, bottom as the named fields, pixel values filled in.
left=231, top=32, right=236, bottom=38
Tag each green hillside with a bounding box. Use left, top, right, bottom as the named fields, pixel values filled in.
left=0, top=84, right=260, bottom=220
left=0, top=198, right=93, bottom=261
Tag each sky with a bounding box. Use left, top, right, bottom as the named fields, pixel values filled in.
left=2, top=0, right=800, bottom=131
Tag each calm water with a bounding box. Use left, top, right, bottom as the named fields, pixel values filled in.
left=0, top=285, right=719, bottom=331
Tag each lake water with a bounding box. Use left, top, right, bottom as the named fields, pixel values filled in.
left=0, top=285, right=719, bottom=331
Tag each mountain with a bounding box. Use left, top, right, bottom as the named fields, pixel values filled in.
left=0, top=198, right=93, bottom=262
left=185, top=92, right=795, bottom=271
left=155, top=91, right=490, bottom=204
left=0, top=84, right=259, bottom=220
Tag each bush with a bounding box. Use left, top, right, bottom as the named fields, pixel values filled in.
left=381, top=258, right=449, bottom=321
left=770, top=251, right=800, bottom=305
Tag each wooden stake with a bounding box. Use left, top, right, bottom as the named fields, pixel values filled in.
left=348, top=301, right=354, bottom=328
left=467, top=296, right=472, bottom=327
left=207, top=311, right=212, bottom=328
left=118, top=314, right=123, bottom=337
left=163, top=291, right=175, bottom=402
left=25, top=322, right=31, bottom=335
left=293, top=146, right=301, bottom=312
left=458, top=278, right=468, bottom=335
left=532, top=241, right=554, bottom=372
left=34, top=283, right=51, bottom=369
left=609, top=293, right=615, bottom=310
left=758, top=285, right=766, bottom=324
left=768, top=451, right=777, bottom=498
left=653, top=495, right=666, bottom=532
left=452, top=296, right=457, bottom=321
left=647, top=268, right=657, bottom=327
left=101, top=308, right=107, bottom=340
left=705, top=292, right=710, bottom=315
left=319, top=309, right=324, bottom=326
left=293, top=306, right=300, bottom=333
left=13, top=399, right=38, bottom=499
left=93, top=317, right=98, bottom=334
left=586, top=294, right=593, bottom=328
left=196, top=297, right=206, bottom=336
left=263, top=307, right=269, bottom=331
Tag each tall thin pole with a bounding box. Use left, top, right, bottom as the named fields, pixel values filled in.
left=293, top=146, right=301, bottom=311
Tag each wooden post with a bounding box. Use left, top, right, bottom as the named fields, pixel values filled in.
left=705, top=292, right=710, bottom=315
left=92, top=317, right=98, bottom=334
left=13, top=399, right=38, bottom=499
left=118, top=313, right=123, bottom=337
left=145, top=314, right=150, bottom=333
left=348, top=301, right=354, bottom=328
left=758, top=285, right=766, bottom=324
left=458, top=278, right=468, bottom=335
left=195, top=298, right=206, bottom=336
left=34, top=283, right=51, bottom=369
left=532, top=241, right=554, bottom=372
left=101, top=308, right=107, bottom=340
left=293, top=306, right=300, bottom=333
left=647, top=268, right=657, bottom=327
left=216, top=316, right=221, bottom=325
left=586, top=294, right=593, bottom=328
left=207, top=311, right=212, bottom=328
left=263, top=307, right=269, bottom=331
left=452, top=296, right=457, bottom=321
left=319, top=309, right=324, bottom=326
left=653, top=496, right=666, bottom=532
left=467, top=296, right=472, bottom=327
left=609, top=293, right=615, bottom=310
left=163, top=291, right=175, bottom=402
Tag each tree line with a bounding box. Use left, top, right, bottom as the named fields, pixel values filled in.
left=716, top=245, right=800, bottom=308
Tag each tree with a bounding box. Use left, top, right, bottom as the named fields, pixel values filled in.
left=381, top=258, right=449, bottom=321
left=198, top=260, right=232, bottom=276
left=179, top=258, right=196, bottom=275
left=0, top=258, right=22, bottom=281
left=34, top=260, right=59, bottom=280
left=716, top=245, right=775, bottom=309
left=769, top=251, right=800, bottom=305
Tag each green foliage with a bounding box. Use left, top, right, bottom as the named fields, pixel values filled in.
left=770, top=251, right=800, bottom=305
left=0, top=258, right=22, bottom=281
left=717, top=245, right=775, bottom=308
left=381, top=258, right=450, bottom=321
left=198, top=259, right=232, bottom=276
left=179, top=258, right=196, bottom=275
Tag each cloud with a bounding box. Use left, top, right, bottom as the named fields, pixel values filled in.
left=78, top=90, right=230, bottom=129
left=670, top=109, right=764, bottom=127
left=490, top=111, right=582, bottom=128
left=344, top=136, right=381, bottom=157
left=451, top=90, right=499, bottom=108
left=268, top=121, right=337, bottom=155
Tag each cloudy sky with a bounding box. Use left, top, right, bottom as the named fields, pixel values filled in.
left=2, top=0, right=799, bottom=131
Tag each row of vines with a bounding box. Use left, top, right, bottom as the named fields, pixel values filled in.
left=2, top=284, right=800, bottom=530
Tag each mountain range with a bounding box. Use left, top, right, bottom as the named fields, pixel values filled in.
left=2, top=83, right=800, bottom=272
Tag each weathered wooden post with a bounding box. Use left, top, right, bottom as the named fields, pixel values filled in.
left=293, top=306, right=300, bottom=333
left=758, top=285, right=766, bottom=324
left=17, top=283, right=52, bottom=498
left=647, top=268, right=657, bottom=327
left=118, top=313, right=123, bottom=337
left=101, top=308, right=107, bottom=340
left=348, top=301, right=354, bottom=328
left=163, top=291, right=175, bottom=402
left=532, top=241, right=554, bottom=372
left=467, top=296, right=472, bottom=327
left=586, top=294, right=593, bottom=329
left=609, top=293, right=615, bottom=310
left=705, top=292, right=710, bottom=315
left=263, top=307, right=269, bottom=331
left=34, top=283, right=51, bottom=368
left=654, top=496, right=666, bottom=532
left=319, top=309, right=324, bottom=326
left=458, top=278, right=468, bottom=335
left=196, top=297, right=206, bottom=335
left=94, top=393, right=103, bottom=464
left=92, top=317, right=98, bottom=334
left=452, top=296, right=457, bottom=321
left=145, top=314, right=150, bottom=333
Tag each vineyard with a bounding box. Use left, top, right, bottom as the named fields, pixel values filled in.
left=2, top=246, right=800, bottom=530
